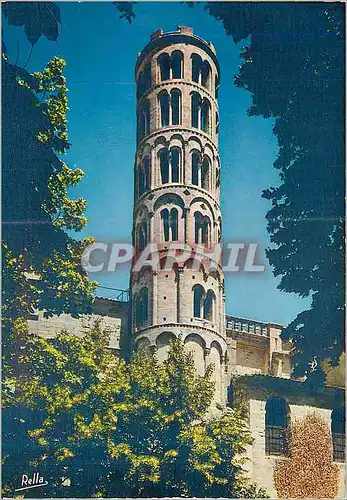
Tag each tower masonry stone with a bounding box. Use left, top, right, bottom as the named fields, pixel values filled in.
left=131, top=26, right=226, bottom=406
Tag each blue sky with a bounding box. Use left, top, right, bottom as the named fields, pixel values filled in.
left=3, top=1, right=311, bottom=325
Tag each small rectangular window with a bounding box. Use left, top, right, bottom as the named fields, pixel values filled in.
left=265, top=427, right=288, bottom=456
left=333, top=433, right=346, bottom=462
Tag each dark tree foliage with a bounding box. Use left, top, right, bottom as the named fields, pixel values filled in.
left=114, top=1, right=136, bottom=24
left=3, top=57, right=66, bottom=263
left=3, top=1, right=61, bottom=45
left=3, top=1, right=136, bottom=45
left=206, top=2, right=345, bottom=383
left=2, top=0, right=136, bottom=316
left=2, top=329, right=268, bottom=498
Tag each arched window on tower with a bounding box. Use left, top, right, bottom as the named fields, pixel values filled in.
left=171, top=51, right=183, bottom=79
left=265, top=397, right=290, bottom=456
left=161, top=207, right=179, bottom=242
left=138, top=219, right=148, bottom=252
left=159, top=148, right=181, bottom=184
left=138, top=166, right=145, bottom=197
left=201, top=60, right=211, bottom=90
left=170, top=147, right=180, bottom=183
left=215, top=74, right=220, bottom=99
left=143, top=157, right=150, bottom=191
left=143, top=62, right=151, bottom=93
left=193, top=284, right=204, bottom=318
left=161, top=208, right=169, bottom=241
left=203, top=290, right=214, bottom=322
left=171, top=89, right=181, bottom=125
left=159, top=91, right=169, bottom=127
left=194, top=212, right=202, bottom=244
left=139, top=100, right=150, bottom=142
left=332, top=407, right=346, bottom=462
left=192, top=54, right=202, bottom=83
left=216, top=112, right=219, bottom=135
left=201, top=217, right=210, bottom=246
left=158, top=53, right=170, bottom=81
left=194, top=212, right=210, bottom=246
left=192, top=151, right=200, bottom=186
left=201, top=98, right=211, bottom=134
left=217, top=217, right=222, bottom=243
left=159, top=149, right=169, bottom=184
left=138, top=157, right=150, bottom=197
left=135, top=287, right=148, bottom=327
left=201, top=156, right=210, bottom=191
left=191, top=92, right=200, bottom=129
left=216, top=166, right=220, bottom=189
left=170, top=207, right=178, bottom=241
left=137, top=71, right=145, bottom=100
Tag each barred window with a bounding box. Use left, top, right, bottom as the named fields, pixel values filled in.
left=332, top=407, right=345, bottom=462
left=265, top=426, right=288, bottom=456
left=332, top=433, right=345, bottom=462
left=265, top=397, right=290, bottom=456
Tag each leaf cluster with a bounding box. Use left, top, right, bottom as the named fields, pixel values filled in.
left=2, top=330, right=267, bottom=498
left=205, top=2, right=345, bottom=382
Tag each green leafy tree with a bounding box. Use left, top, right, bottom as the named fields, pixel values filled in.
left=2, top=0, right=137, bottom=321
left=205, top=2, right=345, bottom=383
left=2, top=330, right=267, bottom=498
left=2, top=52, right=97, bottom=313
left=2, top=55, right=98, bottom=402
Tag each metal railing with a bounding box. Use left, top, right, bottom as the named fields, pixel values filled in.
left=97, top=286, right=130, bottom=302
left=226, top=315, right=269, bottom=337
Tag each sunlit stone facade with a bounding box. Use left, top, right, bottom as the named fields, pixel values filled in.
left=131, top=26, right=226, bottom=406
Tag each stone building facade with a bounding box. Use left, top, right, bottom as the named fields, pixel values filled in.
left=27, top=27, right=346, bottom=498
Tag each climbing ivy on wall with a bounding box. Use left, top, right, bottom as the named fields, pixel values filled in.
left=274, top=413, right=340, bottom=498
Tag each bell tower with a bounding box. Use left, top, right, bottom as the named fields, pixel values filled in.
left=131, top=26, right=227, bottom=405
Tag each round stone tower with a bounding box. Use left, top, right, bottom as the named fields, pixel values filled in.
left=131, top=26, right=227, bottom=405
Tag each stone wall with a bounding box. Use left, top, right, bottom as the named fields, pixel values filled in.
left=27, top=297, right=130, bottom=354
left=225, top=319, right=292, bottom=384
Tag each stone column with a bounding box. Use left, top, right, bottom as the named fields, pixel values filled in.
left=151, top=270, right=158, bottom=325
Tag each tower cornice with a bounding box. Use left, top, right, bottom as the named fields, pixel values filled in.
left=134, top=183, right=221, bottom=215
left=135, top=27, right=220, bottom=77
left=136, top=79, right=218, bottom=110
left=136, top=127, right=219, bottom=156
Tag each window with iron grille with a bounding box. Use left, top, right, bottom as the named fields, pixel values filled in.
left=331, top=407, right=345, bottom=462
left=332, top=433, right=345, bottom=462
left=265, top=396, right=290, bottom=456
left=265, top=426, right=288, bottom=456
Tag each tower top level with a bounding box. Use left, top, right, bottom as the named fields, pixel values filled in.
left=149, top=26, right=216, bottom=54
left=136, top=26, right=219, bottom=75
